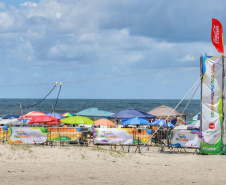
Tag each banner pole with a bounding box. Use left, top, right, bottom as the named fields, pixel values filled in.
left=200, top=55, right=203, bottom=137
left=20, top=103, right=24, bottom=126
left=222, top=55, right=225, bottom=154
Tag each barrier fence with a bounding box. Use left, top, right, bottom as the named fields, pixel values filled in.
left=169, top=129, right=201, bottom=154
left=0, top=127, right=5, bottom=143
left=6, top=127, right=88, bottom=146
left=0, top=126, right=201, bottom=153
left=8, top=127, right=47, bottom=144
left=47, top=127, right=88, bottom=146
left=93, top=128, right=170, bottom=152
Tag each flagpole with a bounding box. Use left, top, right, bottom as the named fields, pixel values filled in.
left=222, top=54, right=225, bottom=154
left=200, top=55, right=203, bottom=138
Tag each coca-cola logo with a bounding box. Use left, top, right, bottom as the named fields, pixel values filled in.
left=209, top=123, right=215, bottom=129
left=213, top=25, right=220, bottom=44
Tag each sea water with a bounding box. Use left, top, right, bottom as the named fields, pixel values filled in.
left=0, top=99, right=200, bottom=121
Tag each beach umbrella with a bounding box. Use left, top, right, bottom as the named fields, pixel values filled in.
left=2, top=114, right=19, bottom=119
left=108, top=108, right=156, bottom=120
left=147, top=105, right=186, bottom=119
left=187, top=120, right=196, bottom=124
left=18, top=111, right=46, bottom=120
left=61, top=112, right=73, bottom=117
left=193, top=113, right=200, bottom=121
left=186, top=120, right=200, bottom=130
left=75, top=108, right=115, bottom=117
left=28, top=115, right=61, bottom=125
left=61, top=116, right=94, bottom=125
left=122, top=117, right=150, bottom=126
left=46, top=112, right=65, bottom=119
left=94, top=119, right=115, bottom=127
left=149, top=120, right=174, bottom=128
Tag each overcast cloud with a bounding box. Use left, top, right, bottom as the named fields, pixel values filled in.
left=0, top=0, right=224, bottom=99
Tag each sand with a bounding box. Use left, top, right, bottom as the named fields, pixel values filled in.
left=0, top=143, right=225, bottom=185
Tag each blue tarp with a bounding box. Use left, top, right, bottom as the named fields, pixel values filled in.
left=108, top=108, right=156, bottom=120
left=2, top=114, right=19, bottom=119
left=149, top=120, right=174, bottom=128
left=46, top=113, right=65, bottom=119
left=122, top=117, right=150, bottom=125
left=75, top=108, right=114, bottom=117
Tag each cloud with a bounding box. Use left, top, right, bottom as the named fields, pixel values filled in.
left=0, top=2, right=6, bottom=10
left=0, top=0, right=223, bottom=98
left=20, top=1, right=38, bottom=8
left=176, top=55, right=195, bottom=62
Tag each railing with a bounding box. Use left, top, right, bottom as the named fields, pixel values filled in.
left=0, top=126, right=7, bottom=143
left=48, top=127, right=88, bottom=147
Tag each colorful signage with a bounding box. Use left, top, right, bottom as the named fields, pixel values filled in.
left=201, top=56, right=222, bottom=154
left=8, top=127, right=47, bottom=144
left=133, top=129, right=152, bottom=145
left=170, top=130, right=201, bottom=148
left=93, top=128, right=134, bottom=145
left=47, top=127, right=82, bottom=141
left=0, top=127, right=3, bottom=140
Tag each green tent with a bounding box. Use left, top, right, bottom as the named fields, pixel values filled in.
left=75, top=108, right=114, bottom=117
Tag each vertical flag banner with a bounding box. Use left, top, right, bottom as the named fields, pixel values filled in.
left=201, top=56, right=223, bottom=154
left=211, top=18, right=224, bottom=55
left=223, top=58, right=226, bottom=153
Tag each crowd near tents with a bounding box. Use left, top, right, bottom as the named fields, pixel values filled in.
left=0, top=105, right=201, bottom=153
left=0, top=105, right=193, bottom=128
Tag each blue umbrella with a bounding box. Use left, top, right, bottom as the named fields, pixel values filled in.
left=19, top=119, right=30, bottom=124
left=2, top=114, right=19, bottom=119
left=46, top=113, right=65, bottom=119
left=149, top=120, right=174, bottom=128
left=122, top=117, right=150, bottom=125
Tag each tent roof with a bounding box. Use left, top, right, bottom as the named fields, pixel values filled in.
left=75, top=108, right=114, bottom=117
left=0, top=118, right=21, bottom=125
left=2, top=114, right=19, bottom=119
left=148, top=105, right=186, bottom=119
left=108, top=108, right=156, bottom=120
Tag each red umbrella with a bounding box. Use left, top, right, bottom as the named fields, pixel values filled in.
left=28, top=115, right=61, bottom=125
left=18, top=111, right=46, bottom=120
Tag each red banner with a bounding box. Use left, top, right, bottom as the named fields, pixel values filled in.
left=211, top=18, right=224, bottom=55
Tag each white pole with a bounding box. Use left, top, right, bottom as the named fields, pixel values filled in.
left=141, top=75, right=203, bottom=151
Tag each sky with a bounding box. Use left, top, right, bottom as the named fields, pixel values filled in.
left=0, top=0, right=224, bottom=99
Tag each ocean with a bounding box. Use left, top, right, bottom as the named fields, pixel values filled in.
left=0, top=99, right=200, bottom=121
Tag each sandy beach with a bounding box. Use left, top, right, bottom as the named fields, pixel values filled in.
left=0, top=144, right=225, bottom=185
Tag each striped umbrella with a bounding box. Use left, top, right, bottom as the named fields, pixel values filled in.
left=61, top=112, right=73, bottom=117
left=18, top=111, right=46, bottom=120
